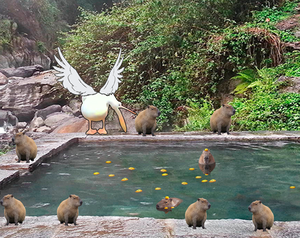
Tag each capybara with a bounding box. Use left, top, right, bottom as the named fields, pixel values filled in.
left=248, top=200, right=274, bottom=232
left=13, top=131, right=37, bottom=163
left=156, top=196, right=183, bottom=214
left=185, top=198, right=211, bottom=229
left=198, top=163, right=216, bottom=175
left=210, top=104, right=235, bottom=135
left=0, top=194, right=26, bottom=225
left=57, top=194, right=83, bottom=226
left=198, top=148, right=215, bottom=165
left=135, top=105, right=160, bottom=136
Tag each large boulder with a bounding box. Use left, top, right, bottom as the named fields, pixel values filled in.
left=0, top=72, right=8, bottom=85
left=0, top=65, right=44, bottom=78
left=0, top=70, right=66, bottom=122
left=35, top=105, right=62, bottom=120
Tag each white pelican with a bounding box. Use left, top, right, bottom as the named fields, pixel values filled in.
left=53, top=48, right=136, bottom=135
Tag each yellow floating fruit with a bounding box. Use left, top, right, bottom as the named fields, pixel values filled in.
left=209, top=179, right=216, bottom=183
left=165, top=196, right=169, bottom=199
left=160, top=169, right=167, bottom=172
left=108, top=174, right=115, bottom=177
left=182, top=182, right=188, bottom=185
left=155, top=187, right=161, bottom=190
left=205, top=174, right=209, bottom=176
left=162, top=173, right=168, bottom=176
left=195, top=176, right=202, bottom=179
left=164, top=207, right=168, bottom=209
left=205, top=148, right=209, bottom=151
left=121, top=178, right=128, bottom=181
left=128, top=167, right=135, bottom=170
left=171, top=206, right=174, bottom=209
left=135, top=189, right=142, bottom=193
left=106, top=161, right=111, bottom=164
left=290, top=186, right=296, bottom=189
left=189, top=168, right=195, bottom=171
left=93, top=172, right=99, bottom=175
left=202, top=180, right=208, bottom=183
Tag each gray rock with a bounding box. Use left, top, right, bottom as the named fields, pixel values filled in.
left=35, top=105, right=62, bottom=120
left=277, top=76, right=300, bottom=93
left=35, top=126, right=52, bottom=133
left=69, top=99, right=82, bottom=111
left=62, top=105, right=74, bottom=115
left=16, top=122, right=27, bottom=128
left=0, top=70, right=65, bottom=122
left=0, top=72, right=8, bottom=85
left=44, top=113, right=73, bottom=129
left=0, top=110, right=18, bottom=127
left=30, top=117, right=44, bottom=129
left=0, top=64, right=44, bottom=78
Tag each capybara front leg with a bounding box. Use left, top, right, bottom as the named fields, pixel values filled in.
left=64, top=214, right=69, bottom=226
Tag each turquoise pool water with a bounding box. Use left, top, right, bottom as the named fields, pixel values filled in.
left=0, top=141, right=299, bottom=221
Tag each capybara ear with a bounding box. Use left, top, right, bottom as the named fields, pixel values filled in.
left=11, top=194, right=14, bottom=198
left=147, top=105, right=150, bottom=108
left=197, top=198, right=200, bottom=201
left=258, top=200, right=262, bottom=204
left=222, top=104, right=225, bottom=107
left=69, top=195, right=72, bottom=198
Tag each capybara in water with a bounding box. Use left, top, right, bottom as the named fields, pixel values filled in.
left=0, top=194, right=26, bottom=225
left=57, top=194, right=83, bottom=226
left=156, top=196, right=183, bottom=214
left=198, top=148, right=215, bottom=165
left=210, top=104, right=235, bottom=135
left=185, top=198, right=211, bottom=229
left=13, top=131, right=37, bottom=163
left=135, top=105, right=160, bottom=136
left=248, top=200, right=274, bottom=232
left=198, top=163, right=216, bottom=175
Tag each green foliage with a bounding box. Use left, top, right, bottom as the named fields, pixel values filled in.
left=176, top=99, right=214, bottom=132
left=232, top=91, right=300, bottom=131
left=60, top=0, right=300, bottom=131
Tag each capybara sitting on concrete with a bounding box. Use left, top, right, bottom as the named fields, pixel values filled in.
left=198, top=148, right=215, bottom=165
left=13, top=131, right=37, bottom=163
left=135, top=105, right=160, bottom=136
left=0, top=194, right=26, bottom=225
left=185, top=198, right=211, bottom=229
left=156, top=196, right=183, bottom=214
left=248, top=200, right=274, bottom=232
left=210, top=104, right=235, bottom=135
left=57, top=194, right=83, bottom=226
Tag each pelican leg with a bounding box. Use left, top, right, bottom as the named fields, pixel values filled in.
left=97, top=120, right=108, bottom=134
left=86, top=120, right=98, bottom=135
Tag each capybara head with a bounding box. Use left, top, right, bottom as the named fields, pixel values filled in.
left=0, top=194, right=14, bottom=207
left=248, top=200, right=262, bottom=213
left=197, top=198, right=211, bottom=210
left=202, top=148, right=211, bottom=163
left=222, top=104, right=235, bottom=116
left=12, top=132, right=26, bottom=145
left=156, top=197, right=172, bottom=211
left=146, top=105, right=160, bottom=118
left=69, top=194, right=83, bottom=207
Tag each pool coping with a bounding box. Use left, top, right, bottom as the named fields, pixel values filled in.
left=0, top=131, right=300, bottom=237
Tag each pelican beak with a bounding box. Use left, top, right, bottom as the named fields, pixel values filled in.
left=114, top=107, right=127, bottom=132
left=119, top=106, right=137, bottom=115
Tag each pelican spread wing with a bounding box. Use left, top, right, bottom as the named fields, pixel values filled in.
left=100, top=49, right=124, bottom=96
left=53, top=48, right=96, bottom=96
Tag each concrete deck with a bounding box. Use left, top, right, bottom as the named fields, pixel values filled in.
left=0, top=131, right=300, bottom=237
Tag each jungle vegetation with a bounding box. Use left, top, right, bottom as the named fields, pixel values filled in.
left=59, top=0, right=300, bottom=131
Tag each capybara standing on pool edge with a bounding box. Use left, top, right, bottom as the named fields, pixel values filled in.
left=13, top=131, right=37, bottom=163
left=185, top=198, right=211, bottom=229
left=57, top=194, right=82, bottom=226
left=135, top=105, right=160, bottom=136
left=210, top=104, right=235, bottom=135
left=0, top=194, right=26, bottom=225
left=248, top=200, right=274, bottom=232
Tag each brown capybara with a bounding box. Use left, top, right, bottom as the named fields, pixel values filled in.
left=13, top=131, right=37, bottom=163
left=57, top=194, right=82, bottom=226
left=248, top=200, right=274, bottom=232
left=185, top=198, right=211, bottom=229
left=156, top=196, right=183, bottom=214
left=0, top=194, right=26, bottom=225
left=198, top=148, right=215, bottom=165
left=135, top=105, right=160, bottom=136
left=198, top=163, right=216, bottom=175
left=210, top=104, right=235, bottom=135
